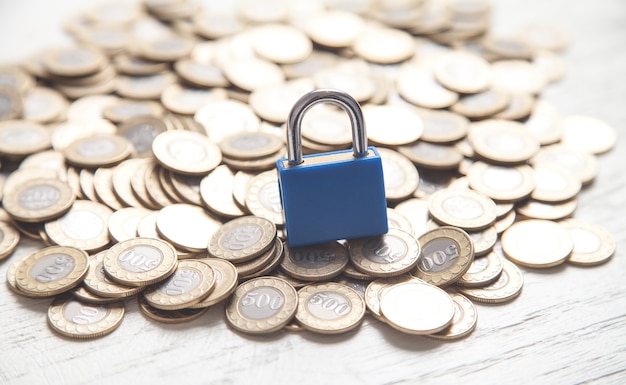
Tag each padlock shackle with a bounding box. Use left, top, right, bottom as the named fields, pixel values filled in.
left=286, top=89, right=368, bottom=165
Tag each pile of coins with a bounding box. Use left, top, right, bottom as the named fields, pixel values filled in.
left=0, top=0, right=618, bottom=339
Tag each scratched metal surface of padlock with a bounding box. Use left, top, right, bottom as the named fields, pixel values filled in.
left=276, top=89, right=388, bottom=247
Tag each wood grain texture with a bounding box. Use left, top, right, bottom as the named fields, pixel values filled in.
left=1, top=0, right=625, bottom=384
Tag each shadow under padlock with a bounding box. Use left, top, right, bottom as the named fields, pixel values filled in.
left=276, top=89, right=388, bottom=247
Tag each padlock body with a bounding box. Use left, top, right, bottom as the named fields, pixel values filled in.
left=276, top=146, right=388, bottom=247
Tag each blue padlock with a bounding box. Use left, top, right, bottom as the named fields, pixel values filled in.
left=276, top=89, right=388, bottom=247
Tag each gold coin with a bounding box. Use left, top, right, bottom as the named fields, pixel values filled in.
left=83, top=250, right=145, bottom=298
left=143, top=259, right=216, bottom=310
left=414, top=226, right=474, bottom=287
left=458, top=259, right=524, bottom=304
left=93, top=167, right=126, bottom=211
left=281, top=241, right=349, bottom=282
left=450, top=90, right=509, bottom=119
left=152, top=130, right=222, bottom=175
left=530, top=164, right=581, bottom=203
left=394, top=198, right=431, bottom=237
left=188, top=258, right=239, bottom=308
left=363, top=105, right=423, bottom=146
left=490, top=60, right=546, bottom=95
left=138, top=295, right=208, bottom=324
left=0, top=221, right=20, bottom=260
left=559, top=219, right=616, bottom=266
left=516, top=199, right=577, bottom=221
left=398, top=141, right=463, bottom=170
left=428, top=188, right=497, bottom=230
left=107, top=207, right=152, bottom=243
left=43, top=46, right=106, bottom=77
left=427, top=292, right=478, bottom=340
left=219, top=132, right=284, bottom=160
left=467, top=161, right=536, bottom=202
left=3, top=178, right=74, bottom=223
left=244, top=170, right=284, bottom=226
left=0, top=120, right=51, bottom=158
left=531, top=145, right=597, bottom=186
left=208, top=216, right=276, bottom=263
left=434, top=51, right=491, bottom=93
left=252, top=23, right=312, bottom=64
left=377, top=147, right=420, bottom=201
left=45, top=200, right=113, bottom=252
left=103, top=237, right=178, bottom=287
left=418, top=109, right=469, bottom=144
left=502, top=219, right=573, bottom=268
left=304, top=10, right=365, bottom=48
left=15, top=246, right=89, bottom=297
left=72, top=285, right=123, bottom=305
left=386, top=208, right=414, bottom=235
left=379, top=280, right=455, bottom=335
left=468, top=119, right=539, bottom=165
left=48, top=295, right=125, bottom=339
left=364, top=275, right=421, bottom=320
left=352, top=25, right=415, bottom=64
left=396, top=66, right=459, bottom=109
left=455, top=250, right=503, bottom=287
left=103, top=100, right=164, bottom=124
left=349, top=228, right=421, bottom=277
left=64, top=134, right=132, bottom=168
left=194, top=100, right=260, bottom=144
left=156, top=204, right=221, bottom=252
left=200, top=165, right=245, bottom=218
left=225, top=276, right=298, bottom=334
left=560, top=115, right=617, bottom=155
left=295, top=282, right=365, bottom=334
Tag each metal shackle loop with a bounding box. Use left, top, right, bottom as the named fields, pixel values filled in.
left=286, top=89, right=368, bottom=165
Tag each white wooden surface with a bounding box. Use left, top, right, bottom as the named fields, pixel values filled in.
left=1, top=1, right=625, bottom=384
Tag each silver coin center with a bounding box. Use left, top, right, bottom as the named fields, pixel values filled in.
left=117, top=245, right=163, bottom=273
left=466, top=257, right=489, bottom=274
left=442, top=196, right=484, bottom=220
left=306, top=291, right=351, bottom=321
left=60, top=210, right=104, bottom=240
left=29, top=253, right=75, bottom=283
left=230, top=134, right=270, bottom=151
left=123, top=123, right=159, bottom=153
left=63, top=300, right=108, bottom=325
left=482, top=166, right=523, bottom=190
left=486, top=270, right=509, bottom=290
left=96, top=261, right=114, bottom=284
left=362, top=235, right=407, bottom=264
left=159, top=268, right=201, bottom=296
left=76, top=138, right=119, bottom=158
left=220, top=224, right=263, bottom=251
left=1, top=127, right=43, bottom=147
left=381, top=158, right=406, bottom=189
left=290, top=247, right=335, bottom=269
left=167, top=138, right=206, bottom=163
left=238, top=286, right=284, bottom=320
left=19, top=184, right=60, bottom=210
left=259, top=182, right=282, bottom=213
left=419, top=238, right=460, bottom=273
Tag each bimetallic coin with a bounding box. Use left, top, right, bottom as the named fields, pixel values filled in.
left=107, top=207, right=152, bottom=243
left=378, top=147, right=420, bottom=201
left=111, top=159, right=149, bottom=208
left=531, top=145, right=598, bottom=186
left=560, top=115, right=616, bottom=155
left=468, top=119, right=539, bottom=165
left=152, top=130, right=222, bottom=176
left=3, top=178, right=74, bottom=223
left=516, top=199, right=577, bottom=221
left=64, top=134, right=132, bottom=168
left=200, top=165, right=245, bottom=218
left=235, top=239, right=283, bottom=279
left=103, top=237, right=178, bottom=287
left=295, top=282, right=366, bottom=334
left=305, top=10, right=365, bottom=48
left=396, top=66, right=459, bottom=109
left=494, top=209, right=516, bottom=234
left=219, top=132, right=284, bottom=160
left=103, top=100, right=164, bottom=124
left=386, top=208, right=414, bottom=235
left=365, top=275, right=421, bottom=321
left=188, top=259, right=239, bottom=308
left=48, top=296, right=125, bottom=339
left=0, top=221, right=20, bottom=260
left=414, top=227, right=474, bottom=287
left=467, top=162, right=536, bottom=203
left=450, top=90, right=509, bottom=119
left=72, top=285, right=123, bottom=305
left=225, top=277, right=298, bottom=334
left=252, top=23, right=312, bottom=64
left=156, top=204, right=221, bottom=252
left=530, top=164, right=581, bottom=203
left=0, top=120, right=52, bottom=158
left=117, top=115, right=167, bottom=158
left=44, top=200, right=113, bottom=252
left=244, top=170, right=284, bottom=226
left=398, top=141, right=463, bottom=170
left=427, top=292, right=478, bottom=340
left=143, top=259, right=215, bottom=310
left=83, top=250, right=145, bottom=298
left=349, top=228, right=421, bottom=277
left=138, top=296, right=208, bottom=324
left=502, top=220, right=573, bottom=268
left=455, top=251, right=503, bottom=287
left=208, top=216, right=276, bottom=262
left=379, top=281, right=455, bottom=335
left=43, top=46, right=106, bottom=77
left=429, top=188, right=497, bottom=230
left=194, top=100, right=260, bottom=144
left=458, top=259, right=524, bottom=304
left=0, top=87, right=22, bottom=120
left=15, top=246, right=89, bottom=297
left=490, top=60, right=546, bottom=95
left=434, top=51, right=491, bottom=94
left=352, top=25, right=415, bottom=64
left=560, top=219, right=616, bottom=266
left=281, top=241, right=349, bottom=282
left=394, top=198, right=431, bottom=237
left=363, top=105, right=423, bottom=146
left=93, top=167, right=125, bottom=211
left=418, top=110, right=469, bottom=144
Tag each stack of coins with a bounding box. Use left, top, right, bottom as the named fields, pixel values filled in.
left=0, top=0, right=617, bottom=339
